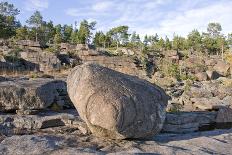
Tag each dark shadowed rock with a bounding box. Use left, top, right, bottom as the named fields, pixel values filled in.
left=0, top=78, right=71, bottom=111
left=206, top=70, right=221, bottom=80
left=67, top=63, right=168, bottom=139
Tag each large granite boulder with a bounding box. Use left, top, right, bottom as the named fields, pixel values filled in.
left=0, top=78, right=71, bottom=111
left=67, top=63, right=168, bottom=139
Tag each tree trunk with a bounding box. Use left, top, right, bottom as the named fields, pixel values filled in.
left=36, top=31, right=38, bottom=42
left=221, top=43, right=224, bottom=60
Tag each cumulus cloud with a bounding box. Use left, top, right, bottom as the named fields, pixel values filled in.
left=24, top=0, right=49, bottom=11
left=92, top=1, right=113, bottom=12
left=65, top=0, right=232, bottom=38
left=156, top=0, right=232, bottom=38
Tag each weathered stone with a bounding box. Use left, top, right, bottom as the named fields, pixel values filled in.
left=0, top=78, right=71, bottom=111
left=60, top=43, right=76, bottom=50
left=1, top=128, right=232, bottom=154
left=17, top=40, right=41, bottom=47
left=163, top=112, right=217, bottom=133
left=206, top=70, right=221, bottom=80
left=185, top=85, right=213, bottom=98
left=191, top=97, right=225, bottom=110
left=195, top=72, right=208, bottom=81
left=78, top=55, right=146, bottom=79
left=20, top=50, right=61, bottom=73
left=214, top=61, right=230, bottom=76
left=0, top=135, right=62, bottom=154
left=216, top=107, right=232, bottom=123
left=67, top=63, right=168, bottom=139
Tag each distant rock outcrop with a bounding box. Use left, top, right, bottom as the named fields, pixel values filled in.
left=67, top=63, right=168, bottom=139
left=0, top=78, right=72, bottom=111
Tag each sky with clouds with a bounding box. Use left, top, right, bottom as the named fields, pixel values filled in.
left=5, top=0, right=232, bottom=38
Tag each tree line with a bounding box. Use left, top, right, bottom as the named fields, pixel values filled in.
left=0, top=1, right=232, bottom=55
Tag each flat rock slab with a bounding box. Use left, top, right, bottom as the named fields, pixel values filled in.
left=0, top=110, right=77, bottom=135
left=0, top=129, right=232, bottom=155
left=0, top=78, right=72, bottom=111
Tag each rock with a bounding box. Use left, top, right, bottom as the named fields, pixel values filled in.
left=67, top=63, right=168, bottom=139
left=78, top=54, right=146, bottom=80
left=183, top=57, right=205, bottom=73
left=205, top=58, right=217, bottom=67
left=1, top=129, right=232, bottom=154
left=76, top=44, right=88, bottom=51
left=20, top=50, right=61, bottom=73
left=17, top=40, right=41, bottom=47
left=0, top=135, right=62, bottom=154
left=0, top=76, right=8, bottom=82
left=115, top=48, right=135, bottom=56
left=206, top=70, right=221, bottom=80
left=78, top=49, right=100, bottom=56
left=163, top=112, right=217, bottom=133
left=185, top=85, right=213, bottom=98
left=0, top=78, right=71, bottom=111
left=0, top=110, right=76, bottom=135
left=191, top=97, right=225, bottom=110
left=60, top=43, right=76, bottom=51
left=195, top=72, right=208, bottom=81
left=153, top=71, right=164, bottom=78
left=214, top=61, right=230, bottom=76
left=216, top=107, right=232, bottom=123
left=163, top=50, right=180, bottom=63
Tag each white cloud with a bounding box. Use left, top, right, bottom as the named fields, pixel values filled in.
left=92, top=1, right=113, bottom=12
left=24, top=0, right=49, bottom=11
left=65, top=0, right=232, bottom=39
left=156, top=1, right=232, bottom=38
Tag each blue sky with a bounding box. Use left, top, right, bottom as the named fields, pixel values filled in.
left=5, top=0, right=232, bottom=38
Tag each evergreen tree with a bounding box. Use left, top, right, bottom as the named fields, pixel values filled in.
left=26, top=11, right=43, bottom=42
left=0, top=2, right=20, bottom=39
left=16, top=26, right=28, bottom=40
left=187, top=29, right=202, bottom=52
left=77, top=20, right=96, bottom=44
left=165, top=36, right=172, bottom=50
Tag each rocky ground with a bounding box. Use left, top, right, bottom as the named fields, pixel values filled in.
left=0, top=40, right=232, bottom=154
left=0, top=109, right=232, bottom=154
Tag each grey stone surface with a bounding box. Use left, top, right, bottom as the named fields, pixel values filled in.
left=67, top=63, right=168, bottom=139
left=163, top=112, right=217, bottom=133
left=0, top=129, right=232, bottom=155
left=0, top=78, right=72, bottom=111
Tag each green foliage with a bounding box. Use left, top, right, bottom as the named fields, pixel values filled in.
left=5, top=47, right=22, bottom=62
left=0, top=2, right=20, bottom=39
left=107, top=25, right=129, bottom=48
left=16, top=26, right=28, bottom=40
left=54, top=25, right=63, bottom=44
left=26, top=11, right=43, bottom=42
left=187, top=29, right=202, bottom=52
left=165, top=36, right=172, bottom=50
left=156, top=37, right=165, bottom=51
left=63, top=24, right=73, bottom=42
left=77, top=20, right=96, bottom=44
left=26, top=11, right=43, bottom=28
left=93, top=31, right=106, bottom=47
left=172, top=35, right=186, bottom=51
left=184, top=79, right=193, bottom=92
left=167, top=63, right=180, bottom=80
left=207, top=22, right=222, bottom=38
